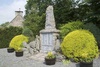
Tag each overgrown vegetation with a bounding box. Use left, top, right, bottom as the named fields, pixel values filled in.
left=60, top=21, right=84, bottom=39
left=83, top=23, right=100, bottom=46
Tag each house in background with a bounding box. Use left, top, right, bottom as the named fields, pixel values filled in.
left=9, top=10, right=24, bottom=27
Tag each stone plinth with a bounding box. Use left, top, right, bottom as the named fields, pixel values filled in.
left=40, top=29, right=60, bottom=52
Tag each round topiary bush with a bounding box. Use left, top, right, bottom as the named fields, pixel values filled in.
left=61, top=30, right=99, bottom=62
left=9, top=34, right=29, bottom=51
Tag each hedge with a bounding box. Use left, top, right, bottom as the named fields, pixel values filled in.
left=0, top=26, right=22, bottom=48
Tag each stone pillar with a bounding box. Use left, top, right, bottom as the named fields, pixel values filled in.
left=45, top=6, right=55, bottom=29
left=40, top=5, right=60, bottom=52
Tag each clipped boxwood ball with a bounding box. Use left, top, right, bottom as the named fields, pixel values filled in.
left=9, top=34, right=29, bottom=50
left=61, top=30, right=99, bottom=62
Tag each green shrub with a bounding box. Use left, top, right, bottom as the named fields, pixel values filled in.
left=83, top=23, right=100, bottom=46
left=9, top=34, right=28, bottom=51
left=60, top=21, right=84, bottom=39
left=22, top=27, right=33, bottom=37
left=0, top=26, right=22, bottom=48
left=61, top=30, right=99, bottom=62
left=22, top=27, right=34, bottom=42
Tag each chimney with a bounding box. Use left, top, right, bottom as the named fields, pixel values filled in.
left=15, top=8, right=23, bottom=17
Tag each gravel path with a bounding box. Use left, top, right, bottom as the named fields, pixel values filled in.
left=0, top=48, right=100, bottom=67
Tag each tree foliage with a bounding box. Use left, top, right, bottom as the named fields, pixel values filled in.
left=87, top=0, right=100, bottom=28
left=24, top=0, right=80, bottom=37
left=79, top=0, right=100, bottom=28
left=24, top=0, right=100, bottom=37
left=0, top=22, right=9, bottom=28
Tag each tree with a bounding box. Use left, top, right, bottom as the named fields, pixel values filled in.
left=24, top=0, right=79, bottom=29
left=0, top=22, right=9, bottom=28
left=24, top=0, right=54, bottom=37
left=80, top=0, right=100, bottom=28
left=83, top=0, right=100, bottom=28
left=24, top=0, right=43, bottom=37
left=25, top=0, right=98, bottom=37
left=54, top=0, right=78, bottom=27
left=23, top=12, right=45, bottom=37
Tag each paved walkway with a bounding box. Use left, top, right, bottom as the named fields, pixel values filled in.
left=0, top=48, right=100, bottom=67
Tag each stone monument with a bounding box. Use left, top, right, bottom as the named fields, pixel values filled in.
left=40, top=5, right=60, bottom=52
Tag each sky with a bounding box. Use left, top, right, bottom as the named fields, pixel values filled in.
left=0, top=0, right=27, bottom=24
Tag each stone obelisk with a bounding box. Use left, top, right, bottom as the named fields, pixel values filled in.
left=45, top=6, right=55, bottom=29
left=40, top=5, right=60, bottom=52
